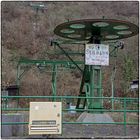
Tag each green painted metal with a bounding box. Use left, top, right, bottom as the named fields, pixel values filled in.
left=18, top=66, right=31, bottom=80
left=16, top=58, right=84, bottom=103
left=16, top=64, right=20, bottom=107
left=62, top=122, right=138, bottom=125
left=2, top=122, right=28, bottom=125
left=111, top=66, right=117, bottom=110
left=1, top=95, right=138, bottom=137
left=1, top=122, right=138, bottom=125
left=1, top=95, right=138, bottom=100
left=99, top=66, right=102, bottom=106
left=109, top=46, right=119, bottom=57
left=50, top=39, right=85, bottom=55
left=16, top=64, right=20, bottom=86
left=53, top=42, right=83, bottom=73
left=2, top=108, right=139, bottom=113
left=76, top=65, right=89, bottom=109
left=92, top=66, right=102, bottom=109
left=2, top=19, right=139, bottom=137
left=30, top=3, right=45, bottom=10
left=18, top=58, right=84, bottom=65
left=16, top=41, right=121, bottom=112
left=110, top=45, right=118, bottom=110
left=17, top=58, right=84, bottom=73
left=47, top=50, right=84, bottom=55
left=124, top=98, right=127, bottom=136
left=52, top=39, right=121, bottom=57
left=85, top=83, right=90, bottom=108
left=89, top=66, right=94, bottom=109
left=76, top=65, right=103, bottom=110
left=16, top=64, right=32, bottom=107
left=54, top=19, right=139, bottom=41
left=52, top=64, right=57, bottom=101
left=53, top=18, right=139, bottom=115
left=52, top=39, right=86, bottom=45
left=61, top=98, right=63, bottom=134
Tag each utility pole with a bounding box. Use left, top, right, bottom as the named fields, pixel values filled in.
left=29, top=2, right=47, bottom=55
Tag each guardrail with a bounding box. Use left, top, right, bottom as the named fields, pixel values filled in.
left=1, top=96, right=139, bottom=136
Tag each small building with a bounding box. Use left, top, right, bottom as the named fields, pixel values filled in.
left=1, top=85, right=19, bottom=108
left=2, top=85, right=19, bottom=96
left=130, top=79, right=139, bottom=90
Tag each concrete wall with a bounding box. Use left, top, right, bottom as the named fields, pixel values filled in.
left=2, top=113, right=25, bottom=138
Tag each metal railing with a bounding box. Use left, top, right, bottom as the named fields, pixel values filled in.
left=1, top=95, right=139, bottom=136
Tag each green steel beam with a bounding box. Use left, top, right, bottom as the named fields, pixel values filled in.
left=2, top=122, right=28, bottom=125
left=16, top=64, right=20, bottom=86
left=76, top=65, right=90, bottom=109
left=2, top=108, right=139, bottom=112
left=89, top=66, right=102, bottom=109
left=52, top=64, right=57, bottom=101
left=85, top=83, right=90, bottom=108
left=52, top=39, right=86, bottom=45
left=124, top=98, right=127, bottom=136
left=89, top=66, right=94, bottom=109
left=47, top=50, right=84, bottom=55
left=110, top=45, right=118, bottom=109
left=111, top=66, right=117, bottom=110
left=1, top=96, right=138, bottom=100
left=79, top=65, right=90, bottom=93
left=18, top=58, right=84, bottom=65
left=62, top=122, right=138, bottom=125
left=16, top=64, right=31, bottom=107
left=99, top=67, right=102, bottom=107
left=109, top=44, right=119, bottom=57
left=77, top=65, right=103, bottom=110
left=1, top=122, right=138, bottom=125
left=19, top=67, right=31, bottom=79
left=16, top=64, right=20, bottom=107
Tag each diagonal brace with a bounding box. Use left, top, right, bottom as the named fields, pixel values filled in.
left=53, top=42, right=83, bottom=74
left=18, top=66, right=32, bottom=80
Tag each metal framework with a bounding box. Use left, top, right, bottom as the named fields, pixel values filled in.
left=1, top=95, right=139, bottom=136
left=52, top=19, right=138, bottom=111
left=15, top=40, right=119, bottom=110
left=16, top=58, right=84, bottom=99
left=2, top=19, right=138, bottom=138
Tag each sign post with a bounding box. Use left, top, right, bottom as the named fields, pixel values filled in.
left=85, top=44, right=109, bottom=109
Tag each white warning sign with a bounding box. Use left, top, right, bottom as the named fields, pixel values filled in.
left=85, top=44, right=109, bottom=66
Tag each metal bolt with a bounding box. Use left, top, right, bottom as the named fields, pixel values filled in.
left=57, top=113, right=60, bottom=117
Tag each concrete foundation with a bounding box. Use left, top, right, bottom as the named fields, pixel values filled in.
left=2, top=113, right=25, bottom=137
left=77, top=112, right=114, bottom=124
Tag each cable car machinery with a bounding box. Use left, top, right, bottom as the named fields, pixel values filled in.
left=16, top=19, right=138, bottom=111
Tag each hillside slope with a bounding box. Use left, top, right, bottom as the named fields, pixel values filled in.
left=1, top=2, right=138, bottom=102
